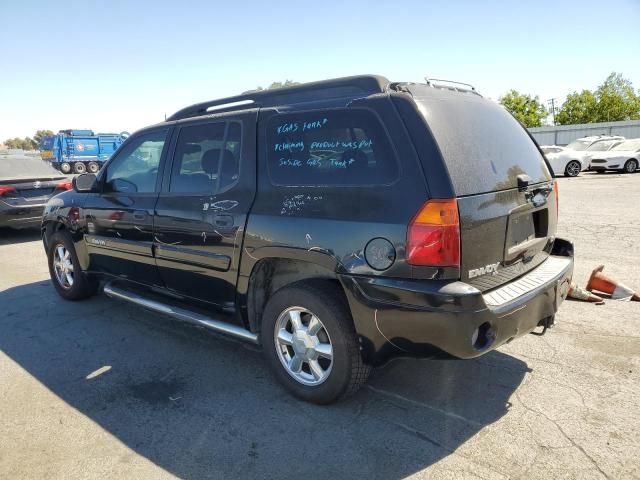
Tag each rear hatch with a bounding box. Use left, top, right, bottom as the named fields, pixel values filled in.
left=408, top=86, right=556, bottom=291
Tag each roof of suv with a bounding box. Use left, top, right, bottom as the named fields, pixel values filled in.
left=166, top=75, right=482, bottom=123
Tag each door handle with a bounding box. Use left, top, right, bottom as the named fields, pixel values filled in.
left=133, top=210, right=147, bottom=221
left=213, top=214, right=234, bottom=227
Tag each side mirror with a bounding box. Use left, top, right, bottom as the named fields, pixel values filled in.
left=73, top=173, right=98, bottom=193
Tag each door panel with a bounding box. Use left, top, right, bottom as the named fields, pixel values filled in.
left=84, top=128, right=170, bottom=286
left=153, top=112, right=257, bottom=310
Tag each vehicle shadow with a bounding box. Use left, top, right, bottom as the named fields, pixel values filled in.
left=0, top=227, right=41, bottom=245
left=0, top=280, right=530, bottom=479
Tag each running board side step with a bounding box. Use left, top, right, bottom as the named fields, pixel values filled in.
left=103, top=283, right=259, bottom=344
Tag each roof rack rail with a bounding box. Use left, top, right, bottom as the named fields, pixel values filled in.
left=424, top=77, right=479, bottom=95
left=167, top=75, right=390, bottom=121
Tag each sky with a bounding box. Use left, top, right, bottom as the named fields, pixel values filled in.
left=1, top=0, right=639, bottom=140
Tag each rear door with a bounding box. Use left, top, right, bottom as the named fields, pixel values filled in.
left=153, top=111, right=257, bottom=311
left=408, top=86, right=556, bottom=291
left=84, top=128, right=170, bottom=286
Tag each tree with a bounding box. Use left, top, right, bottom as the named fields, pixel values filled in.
left=556, top=90, right=597, bottom=125
left=245, top=80, right=300, bottom=93
left=3, top=137, right=37, bottom=150
left=556, top=72, right=640, bottom=125
left=33, top=129, right=54, bottom=145
left=593, top=72, right=640, bottom=122
left=499, top=90, right=547, bottom=127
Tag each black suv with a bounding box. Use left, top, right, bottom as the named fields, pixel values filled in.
left=42, top=76, right=574, bottom=404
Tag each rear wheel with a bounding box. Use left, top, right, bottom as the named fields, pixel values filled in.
left=261, top=281, right=370, bottom=404
left=87, top=161, right=100, bottom=173
left=60, top=162, right=72, bottom=174
left=47, top=230, right=98, bottom=300
left=624, top=159, right=638, bottom=174
left=564, top=160, right=581, bottom=177
left=73, top=162, right=87, bottom=174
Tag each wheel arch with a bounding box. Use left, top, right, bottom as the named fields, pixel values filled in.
left=244, top=257, right=347, bottom=334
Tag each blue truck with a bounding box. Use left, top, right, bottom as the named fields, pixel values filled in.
left=40, top=130, right=129, bottom=174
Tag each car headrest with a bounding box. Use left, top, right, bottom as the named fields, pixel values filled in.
left=201, top=149, right=236, bottom=175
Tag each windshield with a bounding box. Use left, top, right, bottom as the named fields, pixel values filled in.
left=566, top=140, right=591, bottom=151
left=612, top=139, right=640, bottom=151
left=587, top=140, right=619, bottom=151
left=0, top=155, right=64, bottom=180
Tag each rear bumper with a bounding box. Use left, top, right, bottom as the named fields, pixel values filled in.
left=341, top=238, right=574, bottom=365
left=0, top=203, right=46, bottom=228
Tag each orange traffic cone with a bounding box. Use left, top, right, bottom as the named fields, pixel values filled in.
left=586, top=265, right=640, bottom=302
left=568, top=282, right=605, bottom=304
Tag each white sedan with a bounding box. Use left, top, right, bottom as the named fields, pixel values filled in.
left=589, top=138, right=640, bottom=174
left=541, top=136, right=625, bottom=177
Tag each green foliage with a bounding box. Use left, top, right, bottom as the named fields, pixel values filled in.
left=555, top=90, right=597, bottom=125
left=557, top=72, right=640, bottom=125
left=33, top=129, right=54, bottom=145
left=499, top=90, right=547, bottom=127
left=246, top=80, right=300, bottom=93
left=3, top=137, right=37, bottom=150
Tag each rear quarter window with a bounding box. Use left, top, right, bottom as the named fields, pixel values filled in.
left=266, top=109, right=398, bottom=186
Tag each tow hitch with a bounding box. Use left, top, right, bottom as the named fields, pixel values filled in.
left=531, top=315, right=555, bottom=336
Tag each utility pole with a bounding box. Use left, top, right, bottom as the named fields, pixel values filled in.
left=547, top=98, right=558, bottom=126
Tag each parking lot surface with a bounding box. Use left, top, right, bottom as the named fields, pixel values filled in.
left=1, top=172, right=639, bottom=479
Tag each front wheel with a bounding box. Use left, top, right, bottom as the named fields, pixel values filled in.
left=261, top=281, right=370, bottom=404
left=624, top=159, right=638, bottom=174
left=47, top=230, right=98, bottom=300
left=565, top=160, right=581, bottom=177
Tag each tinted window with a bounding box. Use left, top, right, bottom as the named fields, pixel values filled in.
left=170, top=121, right=241, bottom=193
left=267, top=109, right=398, bottom=186
left=0, top=156, right=64, bottom=179
left=409, top=85, right=551, bottom=195
left=105, top=130, right=167, bottom=193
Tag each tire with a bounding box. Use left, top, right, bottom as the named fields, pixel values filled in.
left=564, top=160, right=581, bottom=177
left=73, top=162, right=87, bottom=174
left=624, top=159, right=638, bottom=174
left=260, top=281, right=370, bottom=404
left=47, top=230, right=98, bottom=300
left=87, top=161, right=100, bottom=174
left=60, top=162, right=72, bottom=174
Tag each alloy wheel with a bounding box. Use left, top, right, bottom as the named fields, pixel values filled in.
left=566, top=161, right=581, bottom=177
left=274, top=307, right=333, bottom=386
left=53, top=244, right=74, bottom=289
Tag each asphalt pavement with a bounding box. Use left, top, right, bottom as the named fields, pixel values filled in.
left=0, top=172, right=638, bottom=479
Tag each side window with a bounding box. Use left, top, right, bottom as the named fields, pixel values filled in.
left=105, top=130, right=167, bottom=193
left=266, top=109, right=398, bottom=186
left=169, top=121, right=242, bottom=194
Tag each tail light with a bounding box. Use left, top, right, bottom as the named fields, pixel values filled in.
left=407, top=198, right=460, bottom=267
left=553, top=181, right=559, bottom=217
left=56, top=180, right=73, bottom=191
left=0, top=186, right=17, bottom=197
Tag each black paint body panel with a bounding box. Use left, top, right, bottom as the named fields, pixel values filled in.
left=41, top=75, right=573, bottom=366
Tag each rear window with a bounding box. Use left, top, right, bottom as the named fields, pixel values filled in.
left=266, top=109, right=398, bottom=186
left=0, top=156, right=64, bottom=180
left=410, top=86, right=551, bottom=195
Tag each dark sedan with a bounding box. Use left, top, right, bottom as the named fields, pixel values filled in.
left=0, top=154, right=72, bottom=229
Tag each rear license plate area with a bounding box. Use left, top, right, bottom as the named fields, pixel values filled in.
left=20, top=188, right=54, bottom=199
left=507, top=212, right=535, bottom=249
left=505, top=209, right=549, bottom=259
